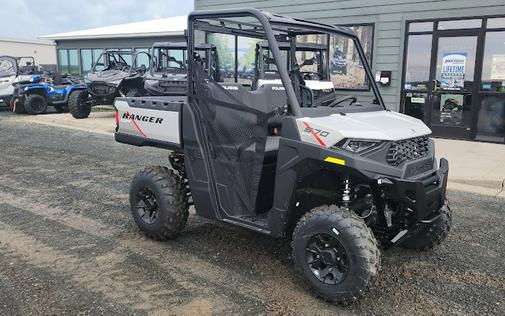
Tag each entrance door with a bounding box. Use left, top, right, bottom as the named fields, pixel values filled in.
left=429, top=34, right=479, bottom=139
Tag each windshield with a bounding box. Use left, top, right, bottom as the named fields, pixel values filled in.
left=17, top=57, right=37, bottom=75
left=259, top=45, right=328, bottom=81
left=153, top=48, right=186, bottom=73
left=93, top=52, right=132, bottom=72
left=190, top=11, right=384, bottom=114
left=0, top=57, right=17, bottom=77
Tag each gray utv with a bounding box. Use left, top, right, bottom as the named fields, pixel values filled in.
left=0, top=56, right=39, bottom=113
left=70, top=50, right=149, bottom=118
left=144, top=42, right=219, bottom=96
left=113, top=9, right=451, bottom=305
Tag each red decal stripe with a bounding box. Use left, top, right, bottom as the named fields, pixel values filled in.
left=303, top=121, right=327, bottom=147
left=126, top=112, right=147, bottom=138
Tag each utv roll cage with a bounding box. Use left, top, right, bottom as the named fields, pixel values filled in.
left=91, top=50, right=136, bottom=73
left=16, top=56, right=37, bottom=75
left=188, top=8, right=386, bottom=117
left=150, top=42, right=187, bottom=74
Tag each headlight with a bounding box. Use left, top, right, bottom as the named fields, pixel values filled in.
left=338, top=139, right=383, bottom=154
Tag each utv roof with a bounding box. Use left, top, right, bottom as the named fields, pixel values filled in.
left=188, top=8, right=356, bottom=38
left=257, top=41, right=327, bottom=50
left=152, top=42, right=187, bottom=49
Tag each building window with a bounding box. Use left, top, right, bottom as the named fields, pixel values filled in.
left=58, top=49, right=69, bottom=74
left=81, top=49, right=93, bottom=73
left=404, top=34, right=433, bottom=90
left=331, top=24, right=374, bottom=90
left=438, top=19, right=482, bottom=30
left=58, top=49, right=79, bottom=74
left=481, top=31, right=505, bottom=91
left=68, top=49, right=79, bottom=74
left=134, top=48, right=150, bottom=68
left=119, top=48, right=134, bottom=65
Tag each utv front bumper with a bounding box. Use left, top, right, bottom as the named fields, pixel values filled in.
left=387, top=158, right=448, bottom=221
left=378, top=158, right=449, bottom=245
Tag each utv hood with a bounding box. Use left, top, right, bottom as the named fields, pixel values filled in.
left=297, top=110, right=432, bottom=147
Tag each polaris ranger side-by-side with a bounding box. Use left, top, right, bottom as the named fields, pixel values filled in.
left=114, top=9, right=451, bottom=304
left=70, top=50, right=150, bottom=119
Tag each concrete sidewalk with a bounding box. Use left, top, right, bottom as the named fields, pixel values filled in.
left=435, top=138, right=505, bottom=198
left=9, top=112, right=505, bottom=198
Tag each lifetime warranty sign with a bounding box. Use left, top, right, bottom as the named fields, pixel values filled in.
left=440, top=52, right=467, bottom=90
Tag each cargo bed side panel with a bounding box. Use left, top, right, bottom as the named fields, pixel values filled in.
left=114, top=97, right=184, bottom=151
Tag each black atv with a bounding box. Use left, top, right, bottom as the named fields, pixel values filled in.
left=70, top=50, right=149, bottom=119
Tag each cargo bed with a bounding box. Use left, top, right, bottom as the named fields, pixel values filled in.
left=114, top=96, right=185, bottom=151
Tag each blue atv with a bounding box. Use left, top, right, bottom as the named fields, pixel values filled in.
left=12, top=75, right=87, bottom=115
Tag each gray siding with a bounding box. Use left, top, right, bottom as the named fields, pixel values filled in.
left=196, top=0, right=505, bottom=110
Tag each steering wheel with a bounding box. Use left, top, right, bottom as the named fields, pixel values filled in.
left=303, top=72, right=320, bottom=81
left=328, top=95, right=358, bottom=107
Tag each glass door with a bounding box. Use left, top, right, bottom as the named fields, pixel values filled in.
left=476, top=30, right=505, bottom=143
left=430, top=34, right=479, bottom=139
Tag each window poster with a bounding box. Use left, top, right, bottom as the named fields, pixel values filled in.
left=490, top=54, right=505, bottom=80
left=440, top=94, right=464, bottom=126
left=440, top=52, right=467, bottom=90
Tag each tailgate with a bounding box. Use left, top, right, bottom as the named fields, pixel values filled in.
left=114, top=96, right=184, bottom=150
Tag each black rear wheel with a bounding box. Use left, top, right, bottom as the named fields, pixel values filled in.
left=130, top=166, right=189, bottom=240
left=24, top=94, right=47, bottom=115
left=292, top=205, right=380, bottom=305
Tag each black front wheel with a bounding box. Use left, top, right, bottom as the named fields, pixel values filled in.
left=130, top=166, right=189, bottom=241
left=400, top=205, right=452, bottom=250
left=68, top=90, right=91, bottom=119
left=24, top=94, right=48, bottom=115
left=292, top=205, right=380, bottom=305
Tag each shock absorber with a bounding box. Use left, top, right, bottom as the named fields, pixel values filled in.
left=341, top=176, right=352, bottom=210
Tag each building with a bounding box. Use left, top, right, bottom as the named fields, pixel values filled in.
left=40, top=15, right=187, bottom=76
left=0, top=37, right=56, bottom=70
left=195, top=0, right=505, bottom=143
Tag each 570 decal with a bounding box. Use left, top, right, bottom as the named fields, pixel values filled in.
left=303, top=126, right=330, bottom=137
left=302, top=121, right=330, bottom=147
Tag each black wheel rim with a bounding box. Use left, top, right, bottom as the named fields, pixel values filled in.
left=305, top=233, right=349, bottom=285
left=136, top=187, right=158, bottom=224
left=32, top=98, right=45, bottom=112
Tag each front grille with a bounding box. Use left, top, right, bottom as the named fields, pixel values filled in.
left=386, top=136, right=430, bottom=166
left=88, top=81, right=116, bottom=97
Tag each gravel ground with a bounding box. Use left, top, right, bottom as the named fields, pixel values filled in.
left=0, top=111, right=504, bottom=315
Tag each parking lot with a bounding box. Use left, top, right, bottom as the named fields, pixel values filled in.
left=0, top=110, right=504, bottom=315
